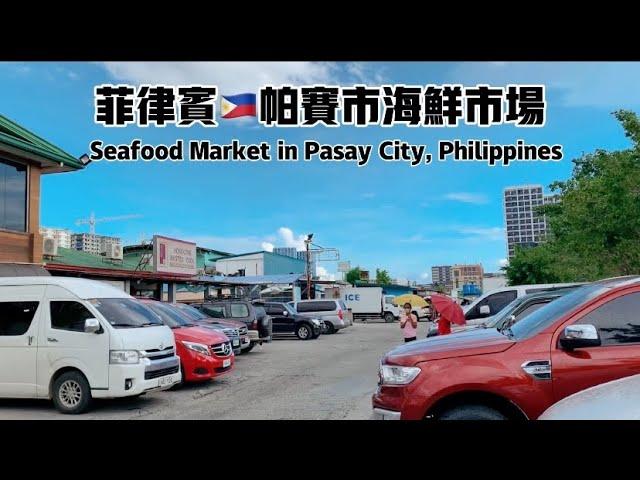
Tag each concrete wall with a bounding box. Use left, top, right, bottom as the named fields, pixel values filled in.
left=216, top=253, right=264, bottom=276
left=264, top=252, right=305, bottom=275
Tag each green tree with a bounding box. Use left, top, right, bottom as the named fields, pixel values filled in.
left=507, top=110, right=640, bottom=283
left=345, top=267, right=362, bottom=286
left=375, top=268, right=392, bottom=284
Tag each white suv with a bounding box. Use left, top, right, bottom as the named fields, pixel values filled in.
left=290, top=299, right=353, bottom=334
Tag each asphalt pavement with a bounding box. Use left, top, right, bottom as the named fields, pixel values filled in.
left=0, top=321, right=413, bottom=420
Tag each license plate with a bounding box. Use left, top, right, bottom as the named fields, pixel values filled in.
left=233, top=339, right=240, bottom=347
left=223, top=359, right=231, bottom=368
left=158, top=376, right=172, bottom=387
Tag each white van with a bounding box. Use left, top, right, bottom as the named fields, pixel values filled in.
left=0, top=277, right=181, bottom=414
left=463, top=283, right=583, bottom=325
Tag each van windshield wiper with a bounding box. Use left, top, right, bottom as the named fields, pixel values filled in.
left=110, top=323, right=144, bottom=328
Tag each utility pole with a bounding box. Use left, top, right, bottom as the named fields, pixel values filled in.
left=304, top=233, right=313, bottom=299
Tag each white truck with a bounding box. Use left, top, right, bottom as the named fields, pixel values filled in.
left=341, top=287, right=402, bottom=323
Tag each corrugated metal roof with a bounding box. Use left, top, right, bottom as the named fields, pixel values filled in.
left=0, top=114, right=84, bottom=170
left=0, top=263, right=50, bottom=277
left=44, top=247, right=149, bottom=271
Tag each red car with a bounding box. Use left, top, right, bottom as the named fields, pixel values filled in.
left=373, top=276, right=640, bottom=420
left=140, top=300, right=234, bottom=384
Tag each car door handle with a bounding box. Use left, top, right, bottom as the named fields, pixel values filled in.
left=47, top=337, right=58, bottom=343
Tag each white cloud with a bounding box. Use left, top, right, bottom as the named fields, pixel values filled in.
left=498, top=258, right=509, bottom=268
left=277, top=227, right=307, bottom=250
left=420, top=272, right=431, bottom=280
left=99, top=62, right=382, bottom=95
left=457, top=227, right=505, bottom=241
left=445, top=192, right=489, bottom=205
left=316, top=266, right=336, bottom=281
left=398, top=234, right=429, bottom=244
left=261, top=242, right=275, bottom=252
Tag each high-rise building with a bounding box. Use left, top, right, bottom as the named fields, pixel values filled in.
left=504, top=184, right=556, bottom=259
left=431, top=265, right=452, bottom=287
left=274, top=247, right=297, bottom=258
left=72, top=233, right=121, bottom=256
left=40, top=227, right=72, bottom=249
left=452, top=264, right=484, bottom=290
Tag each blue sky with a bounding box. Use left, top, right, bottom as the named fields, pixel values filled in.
left=0, top=61, right=637, bottom=282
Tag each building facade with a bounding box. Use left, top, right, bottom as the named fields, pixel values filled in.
left=431, top=265, right=453, bottom=287
left=0, top=115, right=84, bottom=266
left=40, top=227, right=72, bottom=249
left=274, top=247, right=297, bottom=258
left=482, top=272, right=507, bottom=293
left=71, top=233, right=121, bottom=256
left=504, top=184, right=556, bottom=259
left=215, top=251, right=306, bottom=276
left=452, top=264, right=484, bottom=290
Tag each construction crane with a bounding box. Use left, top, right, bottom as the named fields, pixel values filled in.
left=75, top=212, right=143, bottom=235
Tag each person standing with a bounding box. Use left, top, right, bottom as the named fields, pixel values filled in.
left=400, top=302, right=418, bottom=342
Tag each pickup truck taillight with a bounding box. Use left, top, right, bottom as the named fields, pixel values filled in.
left=338, top=309, right=343, bottom=320
left=252, top=319, right=258, bottom=329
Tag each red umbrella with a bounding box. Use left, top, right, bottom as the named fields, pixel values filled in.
left=430, top=294, right=466, bottom=327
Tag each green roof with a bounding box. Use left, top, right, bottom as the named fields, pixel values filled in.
left=0, top=114, right=84, bottom=170
left=46, top=247, right=149, bottom=271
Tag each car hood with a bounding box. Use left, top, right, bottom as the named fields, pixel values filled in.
left=198, top=318, right=245, bottom=329
left=384, top=328, right=515, bottom=366
left=114, top=325, right=176, bottom=351
left=172, top=326, right=228, bottom=344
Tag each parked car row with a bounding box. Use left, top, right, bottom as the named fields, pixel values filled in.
left=0, top=277, right=353, bottom=415
left=373, top=275, right=640, bottom=420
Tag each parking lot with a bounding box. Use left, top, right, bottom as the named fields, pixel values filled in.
left=0, top=322, right=402, bottom=420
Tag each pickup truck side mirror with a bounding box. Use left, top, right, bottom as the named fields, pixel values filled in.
left=479, top=305, right=491, bottom=316
left=560, top=324, right=601, bottom=350
left=84, top=318, right=101, bottom=334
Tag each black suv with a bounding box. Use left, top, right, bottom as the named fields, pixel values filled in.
left=191, top=300, right=272, bottom=353
left=264, top=302, right=322, bottom=340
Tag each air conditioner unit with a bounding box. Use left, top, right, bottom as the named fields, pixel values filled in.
left=107, top=244, right=123, bottom=260
left=43, top=237, right=59, bottom=256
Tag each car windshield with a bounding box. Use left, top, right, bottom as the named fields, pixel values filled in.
left=175, top=303, right=208, bottom=320
left=144, top=302, right=195, bottom=328
left=282, top=303, right=297, bottom=315
left=485, top=297, right=527, bottom=329
left=509, top=285, right=605, bottom=341
left=89, top=298, right=163, bottom=328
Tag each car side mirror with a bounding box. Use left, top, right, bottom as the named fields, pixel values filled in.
left=84, top=318, right=101, bottom=334
left=479, top=305, right=491, bottom=316
left=560, top=324, right=601, bottom=350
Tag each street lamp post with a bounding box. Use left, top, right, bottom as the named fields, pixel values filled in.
left=304, top=233, right=313, bottom=299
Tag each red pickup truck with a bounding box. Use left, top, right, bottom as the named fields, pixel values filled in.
left=372, top=276, right=640, bottom=420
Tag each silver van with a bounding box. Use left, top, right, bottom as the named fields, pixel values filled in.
left=290, top=299, right=353, bottom=334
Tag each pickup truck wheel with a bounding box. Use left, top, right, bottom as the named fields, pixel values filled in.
left=324, top=322, right=336, bottom=334
left=52, top=371, right=92, bottom=414
left=438, top=404, right=507, bottom=420
left=383, top=312, right=396, bottom=323
left=296, top=323, right=313, bottom=340
left=241, top=343, right=255, bottom=354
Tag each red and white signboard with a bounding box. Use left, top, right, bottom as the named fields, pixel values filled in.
left=153, top=235, right=197, bottom=276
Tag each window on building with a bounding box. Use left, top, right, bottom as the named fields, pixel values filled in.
left=0, top=158, right=27, bottom=232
